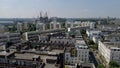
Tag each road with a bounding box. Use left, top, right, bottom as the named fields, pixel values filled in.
left=89, top=51, right=99, bottom=67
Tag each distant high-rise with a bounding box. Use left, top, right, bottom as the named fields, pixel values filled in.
left=17, top=22, right=23, bottom=32
left=23, top=22, right=29, bottom=31
left=36, top=23, right=45, bottom=31
left=0, top=24, right=5, bottom=34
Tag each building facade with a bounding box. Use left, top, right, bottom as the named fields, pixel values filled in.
left=17, top=22, right=23, bottom=32
left=98, top=41, right=120, bottom=64
left=50, top=21, right=61, bottom=29
left=36, top=23, right=45, bottom=31
left=65, top=39, right=89, bottom=65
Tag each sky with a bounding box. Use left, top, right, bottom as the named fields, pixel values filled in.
left=0, top=0, right=120, bottom=18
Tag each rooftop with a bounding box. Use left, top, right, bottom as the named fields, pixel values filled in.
left=0, top=51, right=14, bottom=56
left=15, top=53, right=39, bottom=60
left=103, top=42, right=120, bottom=49
left=75, top=39, right=86, bottom=45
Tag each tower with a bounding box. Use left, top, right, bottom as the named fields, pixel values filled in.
left=43, top=12, right=48, bottom=23
left=40, top=11, right=43, bottom=22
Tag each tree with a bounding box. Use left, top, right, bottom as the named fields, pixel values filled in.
left=29, top=24, right=36, bottom=31
left=80, top=29, right=86, bottom=35
left=61, top=22, right=65, bottom=28
left=16, top=45, right=21, bottom=52
left=97, top=64, right=105, bottom=68
left=88, top=40, right=95, bottom=45
left=91, top=43, right=98, bottom=50
left=109, top=61, right=120, bottom=68
left=6, top=42, right=13, bottom=48
left=45, top=23, right=50, bottom=29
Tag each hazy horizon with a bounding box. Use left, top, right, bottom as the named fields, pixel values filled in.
left=0, top=0, right=120, bottom=18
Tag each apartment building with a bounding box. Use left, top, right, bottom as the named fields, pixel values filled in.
left=0, top=24, right=5, bottom=34
left=65, top=21, right=95, bottom=29
left=98, top=41, right=120, bottom=64
left=23, top=22, right=29, bottom=31
left=23, top=31, right=39, bottom=41
left=81, top=21, right=95, bottom=29
left=65, top=21, right=74, bottom=28
left=17, top=22, right=23, bottom=32
left=3, top=33, right=21, bottom=44
left=65, top=39, right=89, bottom=65
left=0, top=33, right=21, bottom=45
left=36, top=23, right=45, bottom=31
left=50, top=21, right=61, bottom=29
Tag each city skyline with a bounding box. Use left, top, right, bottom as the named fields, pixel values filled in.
left=0, top=0, right=120, bottom=18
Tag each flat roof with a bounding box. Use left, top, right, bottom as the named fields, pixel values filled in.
left=15, top=52, right=58, bottom=61
left=15, top=53, right=39, bottom=60
left=75, top=39, right=87, bottom=47
left=0, top=51, right=14, bottom=56
left=45, top=63, right=59, bottom=68
left=103, top=42, right=120, bottom=49
left=51, top=49, right=64, bottom=54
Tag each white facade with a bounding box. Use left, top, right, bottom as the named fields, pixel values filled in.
left=50, top=21, right=61, bottom=29
left=17, top=22, right=23, bottom=32
left=86, top=30, right=102, bottom=41
left=98, top=41, right=120, bottom=64
left=86, top=30, right=101, bottom=37
left=65, top=39, right=89, bottom=65
left=23, top=31, right=39, bottom=41
left=65, top=21, right=79, bottom=28
left=92, top=36, right=102, bottom=43
left=65, top=21, right=95, bottom=29
left=36, top=23, right=45, bottom=31
left=81, top=21, right=95, bottom=29
left=73, top=21, right=81, bottom=27
left=65, top=21, right=74, bottom=28
left=23, top=22, right=29, bottom=30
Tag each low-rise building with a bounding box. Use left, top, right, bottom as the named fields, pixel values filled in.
left=0, top=51, right=41, bottom=68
